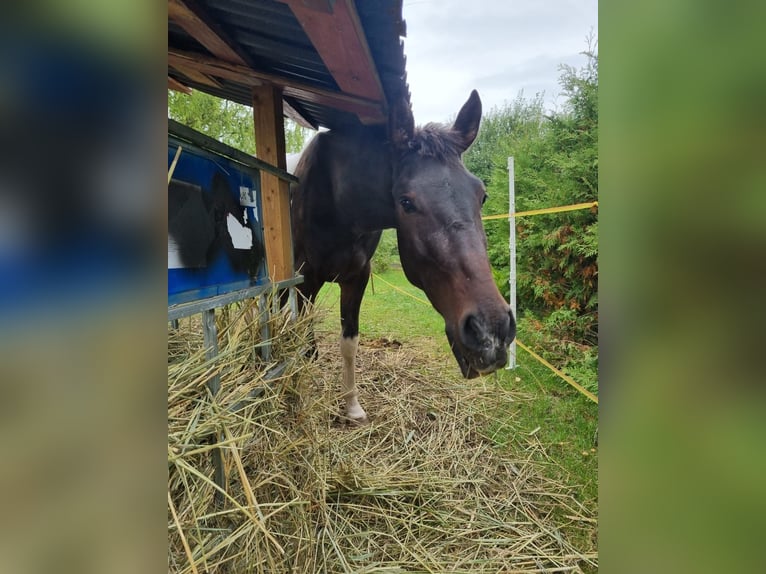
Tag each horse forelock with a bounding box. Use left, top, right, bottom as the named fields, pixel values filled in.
left=408, top=123, right=465, bottom=161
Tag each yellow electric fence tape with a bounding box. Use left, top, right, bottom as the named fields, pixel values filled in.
left=482, top=201, right=598, bottom=221
left=371, top=271, right=598, bottom=404
left=514, top=340, right=598, bottom=404
left=372, top=272, right=430, bottom=306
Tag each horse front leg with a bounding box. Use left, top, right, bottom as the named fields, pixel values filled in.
left=295, top=271, right=322, bottom=360
left=339, top=266, right=370, bottom=424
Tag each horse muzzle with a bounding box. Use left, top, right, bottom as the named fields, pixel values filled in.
left=447, top=309, right=516, bottom=379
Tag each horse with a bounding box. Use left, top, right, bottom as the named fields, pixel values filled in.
left=290, top=90, right=515, bottom=423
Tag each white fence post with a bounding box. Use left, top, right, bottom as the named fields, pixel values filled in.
left=506, top=156, right=517, bottom=370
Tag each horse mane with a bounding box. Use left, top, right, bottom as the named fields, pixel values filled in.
left=408, top=123, right=464, bottom=161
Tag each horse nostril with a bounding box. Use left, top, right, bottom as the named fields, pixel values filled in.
left=460, top=314, right=489, bottom=352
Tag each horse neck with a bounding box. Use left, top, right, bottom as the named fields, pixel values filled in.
left=329, top=128, right=397, bottom=231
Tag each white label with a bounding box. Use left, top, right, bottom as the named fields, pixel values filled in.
left=239, top=186, right=258, bottom=207
left=168, top=236, right=184, bottom=269
left=226, top=213, right=253, bottom=250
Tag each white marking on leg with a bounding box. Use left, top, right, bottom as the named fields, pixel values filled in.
left=340, top=335, right=367, bottom=422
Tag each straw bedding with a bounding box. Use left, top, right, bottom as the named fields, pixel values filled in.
left=168, top=297, right=597, bottom=573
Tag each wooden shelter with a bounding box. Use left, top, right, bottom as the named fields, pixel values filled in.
left=168, top=0, right=409, bottom=282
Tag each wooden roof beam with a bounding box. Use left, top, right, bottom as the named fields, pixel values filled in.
left=168, top=49, right=385, bottom=124
left=168, top=0, right=249, bottom=65
left=278, top=0, right=386, bottom=104
left=282, top=98, right=317, bottom=130
left=168, top=75, right=192, bottom=94
left=170, top=63, right=222, bottom=89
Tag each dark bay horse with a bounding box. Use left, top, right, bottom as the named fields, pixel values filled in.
left=290, top=91, right=515, bottom=423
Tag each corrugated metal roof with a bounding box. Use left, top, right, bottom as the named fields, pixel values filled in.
left=168, top=0, right=408, bottom=131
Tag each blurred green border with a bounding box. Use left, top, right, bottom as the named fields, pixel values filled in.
left=601, top=2, right=766, bottom=572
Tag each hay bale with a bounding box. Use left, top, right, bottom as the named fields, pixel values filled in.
left=168, top=297, right=597, bottom=573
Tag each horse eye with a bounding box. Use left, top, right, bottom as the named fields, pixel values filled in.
left=481, top=194, right=488, bottom=206
left=399, top=197, right=416, bottom=213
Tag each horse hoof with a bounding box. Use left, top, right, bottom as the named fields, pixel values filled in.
left=347, top=415, right=369, bottom=427
left=334, top=414, right=369, bottom=427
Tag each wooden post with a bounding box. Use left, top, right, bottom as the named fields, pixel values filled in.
left=202, top=309, right=226, bottom=504
left=258, top=293, right=272, bottom=362
left=253, top=84, right=293, bottom=282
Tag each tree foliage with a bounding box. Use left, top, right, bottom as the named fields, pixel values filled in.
left=464, top=47, right=598, bottom=390
left=168, top=89, right=310, bottom=154
left=465, top=48, right=598, bottom=335
left=370, top=229, right=399, bottom=274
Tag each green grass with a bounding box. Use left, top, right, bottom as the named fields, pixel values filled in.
left=315, top=268, right=445, bottom=347
left=315, top=267, right=598, bottom=551
left=499, top=349, right=599, bottom=504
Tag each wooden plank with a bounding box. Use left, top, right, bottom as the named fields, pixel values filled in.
left=253, top=85, right=294, bottom=282
left=168, top=49, right=385, bottom=123
left=169, top=119, right=298, bottom=183
left=279, top=0, right=386, bottom=103
left=167, top=277, right=304, bottom=321
left=291, top=0, right=333, bottom=13
left=168, top=75, right=192, bottom=94
left=168, top=0, right=248, bottom=65
left=282, top=98, right=317, bottom=130
left=170, top=63, right=222, bottom=89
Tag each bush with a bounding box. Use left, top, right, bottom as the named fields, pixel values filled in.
left=371, top=229, right=399, bottom=274
left=518, top=315, right=598, bottom=396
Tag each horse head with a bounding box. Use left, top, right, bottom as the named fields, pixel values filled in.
left=390, top=90, right=516, bottom=378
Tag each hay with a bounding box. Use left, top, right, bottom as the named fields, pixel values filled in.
left=168, top=295, right=598, bottom=573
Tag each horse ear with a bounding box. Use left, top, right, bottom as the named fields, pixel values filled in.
left=389, top=94, right=415, bottom=150
left=452, top=90, right=482, bottom=153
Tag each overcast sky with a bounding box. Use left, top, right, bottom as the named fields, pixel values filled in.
left=401, top=0, right=598, bottom=125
